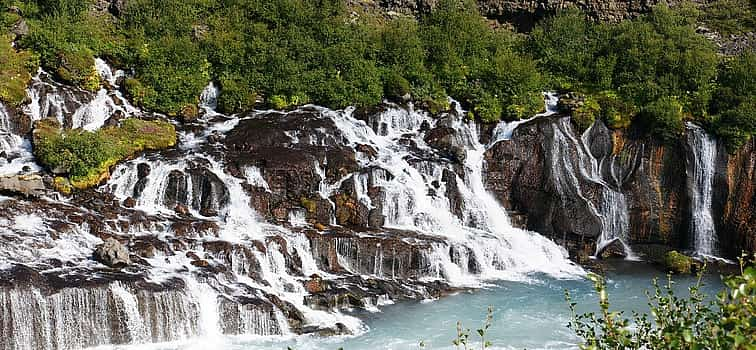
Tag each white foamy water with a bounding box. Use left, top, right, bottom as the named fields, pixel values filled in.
left=685, top=123, right=719, bottom=257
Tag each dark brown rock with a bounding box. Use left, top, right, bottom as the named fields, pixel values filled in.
left=94, top=238, right=131, bottom=268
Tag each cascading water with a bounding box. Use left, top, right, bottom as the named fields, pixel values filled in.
left=685, top=123, right=719, bottom=257
left=328, top=103, right=583, bottom=282
left=0, top=57, right=588, bottom=349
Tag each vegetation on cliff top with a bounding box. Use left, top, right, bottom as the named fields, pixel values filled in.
left=0, top=0, right=754, bottom=148
left=32, top=117, right=176, bottom=189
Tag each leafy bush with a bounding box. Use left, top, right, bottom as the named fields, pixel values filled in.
left=638, top=97, right=685, bottom=143
left=217, top=77, right=257, bottom=115
left=711, top=52, right=756, bottom=151
left=566, top=255, right=756, bottom=350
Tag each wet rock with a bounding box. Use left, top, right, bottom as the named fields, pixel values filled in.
left=137, top=163, right=151, bottom=179
left=123, top=197, right=136, bottom=208
left=596, top=238, right=627, bottom=259
left=10, top=18, right=28, bottom=38
left=424, top=126, right=466, bottom=163
left=94, top=238, right=131, bottom=268
left=304, top=274, right=325, bottom=294
left=0, top=174, right=46, bottom=197
left=174, top=204, right=190, bottom=216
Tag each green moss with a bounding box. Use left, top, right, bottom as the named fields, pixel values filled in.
left=0, top=34, right=36, bottom=106
left=300, top=197, right=317, bottom=214
left=384, top=72, right=411, bottom=101
left=664, top=250, right=693, bottom=274
left=54, top=48, right=101, bottom=92
left=33, top=118, right=176, bottom=190
left=53, top=176, right=72, bottom=196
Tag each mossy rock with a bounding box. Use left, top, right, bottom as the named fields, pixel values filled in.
left=300, top=197, right=317, bottom=214
left=54, top=48, right=100, bottom=92
left=664, top=250, right=694, bottom=274
left=33, top=117, right=176, bottom=191
left=53, top=177, right=73, bottom=195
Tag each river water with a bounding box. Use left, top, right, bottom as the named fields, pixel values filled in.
left=114, top=261, right=723, bottom=350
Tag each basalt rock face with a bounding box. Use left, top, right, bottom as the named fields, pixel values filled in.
left=374, top=0, right=674, bottom=31
left=484, top=114, right=753, bottom=260
left=714, top=138, right=756, bottom=257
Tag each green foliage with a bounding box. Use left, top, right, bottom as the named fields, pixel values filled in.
left=572, top=95, right=600, bottom=132
left=383, top=71, right=411, bottom=101
left=0, top=33, right=36, bottom=106
left=217, top=77, right=257, bottom=115
left=700, top=0, right=755, bottom=36
left=33, top=117, right=176, bottom=189
left=596, top=91, right=636, bottom=130
left=531, top=4, right=719, bottom=140
left=452, top=306, right=494, bottom=350
left=711, top=52, right=756, bottom=152
left=567, top=255, right=756, bottom=350
left=639, top=97, right=685, bottom=143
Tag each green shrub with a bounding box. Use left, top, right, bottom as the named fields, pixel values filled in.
left=217, top=78, right=257, bottom=114
left=639, top=97, right=685, bottom=142
left=597, top=91, right=636, bottom=129
left=505, top=91, right=545, bottom=121
left=474, top=93, right=504, bottom=123
left=384, top=71, right=411, bottom=101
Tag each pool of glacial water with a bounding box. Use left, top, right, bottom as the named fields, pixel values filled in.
left=134, top=261, right=725, bottom=350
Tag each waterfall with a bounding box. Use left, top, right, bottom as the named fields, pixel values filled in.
left=1, top=76, right=586, bottom=349
left=685, top=123, right=719, bottom=257
left=328, top=103, right=583, bottom=282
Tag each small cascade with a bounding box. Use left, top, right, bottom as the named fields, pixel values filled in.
left=327, top=103, right=582, bottom=282
left=550, top=118, right=634, bottom=258
left=0, top=102, right=40, bottom=175
left=199, top=82, right=220, bottom=116
left=489, top=92, right=559, bottom=145
left=25, top=61, right=138, bottom=132
left=685, top=123, right=719, bottom=257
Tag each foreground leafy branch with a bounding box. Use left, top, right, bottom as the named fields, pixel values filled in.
left=566, top=254, right=756, bottom=350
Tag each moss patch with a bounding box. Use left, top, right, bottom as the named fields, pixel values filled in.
left=664, top=250, right=693, bottom=274
left=33, top=118, right=176, bottom=190
left=0, top=34, right=36, bottom=106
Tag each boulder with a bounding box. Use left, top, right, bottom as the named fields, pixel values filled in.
left=663, top=250, right=693, bottom=274
left=0, top=174, right=46, bottom=197
left=93, top=238, right=131, bottom=268
left=596, top=238, right=628, bottom=259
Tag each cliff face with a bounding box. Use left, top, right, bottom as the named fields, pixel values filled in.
left=484, top=114, right=755, bottom=260
left=716, top=138, right=756, bottom=257
left=375, top=0, right=671, bottom=30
